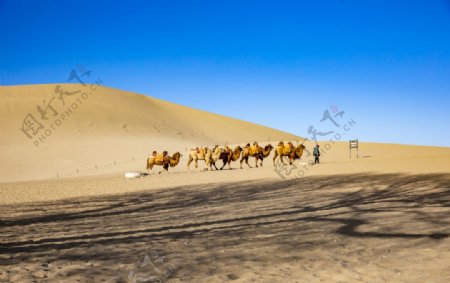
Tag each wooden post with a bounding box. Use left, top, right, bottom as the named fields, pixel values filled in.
left=349, top=139, right=359, bottom=158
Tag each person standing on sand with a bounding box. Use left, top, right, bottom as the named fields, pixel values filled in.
left=313, top=144, right=320, bottom=164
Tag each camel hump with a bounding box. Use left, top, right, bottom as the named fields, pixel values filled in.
left=278, top=141, right=284, bottom=146
left=191, top=147, right=203, bottom=154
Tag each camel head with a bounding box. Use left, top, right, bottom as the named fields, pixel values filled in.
left=260, top=144, right=274, bottom=158
left=294, top=145, right=305, bottom=158
left=172, top=152, right=182, bottom=158
left=170, top=152, right=182, bottom=167
left=265, top=144, right=273, bottom=151
left=213, top=145, right=224, bottom=155
left=295, top=144, right=305, bottom=151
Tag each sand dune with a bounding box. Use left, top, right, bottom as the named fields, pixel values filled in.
left=0, top=84, right=299, bottom=182
left=1, top=83, right=449, bottom=192
left=1, top=84, right=449, bottom=282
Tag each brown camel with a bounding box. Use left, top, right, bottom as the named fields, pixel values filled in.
left=147, top=151, right=182, bottom=173
left=273, top=142, right=305, bottom=165
left=215, top=145, right=243, bottom=170
left=209, top=146, right=226, bottom=170
left=227, top=146, right=243, bottom=169
left=289, top=144, right=306, bottom=164
left=240, top=144, right=274, bottom=169
left=187, top=147, right=213, bottom=171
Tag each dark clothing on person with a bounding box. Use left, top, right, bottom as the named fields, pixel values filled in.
left=313, top=146, right=320, bottom=164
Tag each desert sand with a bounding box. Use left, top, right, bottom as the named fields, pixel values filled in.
left=0, top=84, right=298, bottom=183
left=0, top=84, right=449, bottom=282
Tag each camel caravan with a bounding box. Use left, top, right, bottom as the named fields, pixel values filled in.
left=146, top=141, right=306, bottom=174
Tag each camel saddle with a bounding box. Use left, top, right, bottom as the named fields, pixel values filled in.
left=249, top=146, right=259, bottom=155
left=283, top=144, right=293, bottom=154
left=154, top=154, right=165, bottom=164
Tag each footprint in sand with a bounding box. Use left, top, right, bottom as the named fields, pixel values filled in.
left=121, top=123, right=135, bottom=135
left=227, top=273, right=240, bottom=280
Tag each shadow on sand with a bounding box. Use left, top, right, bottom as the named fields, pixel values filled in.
left=1, top=172, right=449, bottom=281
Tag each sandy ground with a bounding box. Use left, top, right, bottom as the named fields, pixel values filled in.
left=1, top=84, right=449, bottom=282
left=1, top=140, right=449, bottom=205
left=0, top=172, right=449, bottom=283
left=1, top=144, right=449, bottom=282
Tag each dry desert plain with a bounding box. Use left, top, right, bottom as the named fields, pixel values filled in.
left=0, top=84, right=449, bottom=282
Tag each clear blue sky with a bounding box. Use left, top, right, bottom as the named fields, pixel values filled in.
left=1, top=0, right=449, bottom=146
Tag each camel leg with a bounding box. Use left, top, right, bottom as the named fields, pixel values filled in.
left=159, top=164, right=169, bottom=174
left=194, top=158, right=198, bottom=169
left=273, top=152, right=278, bottom=166
left=255, top=157, right=259, bottom=168
left=260, top=156, right=264, bottom=167
left=289, top=154, right=295, bottom=165
left=220, top=158, right=227, bottom=170
left=280, top=155, right=287, bottom=165
left=148, top=162, right=154, bottom=174
left=146, top=159, right=151, bottom=173
left=187, top=156, right=193, bottom=171
left=245, top=157, right=252, bottom=168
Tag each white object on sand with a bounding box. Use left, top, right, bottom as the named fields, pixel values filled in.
left=124, top=172, right=144, bottom=179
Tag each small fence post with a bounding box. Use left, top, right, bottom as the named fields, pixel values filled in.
left=349, top=139, right=359, bottom=158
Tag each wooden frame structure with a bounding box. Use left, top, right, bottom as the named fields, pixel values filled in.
left=349, top=139, right=359, bottom=158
